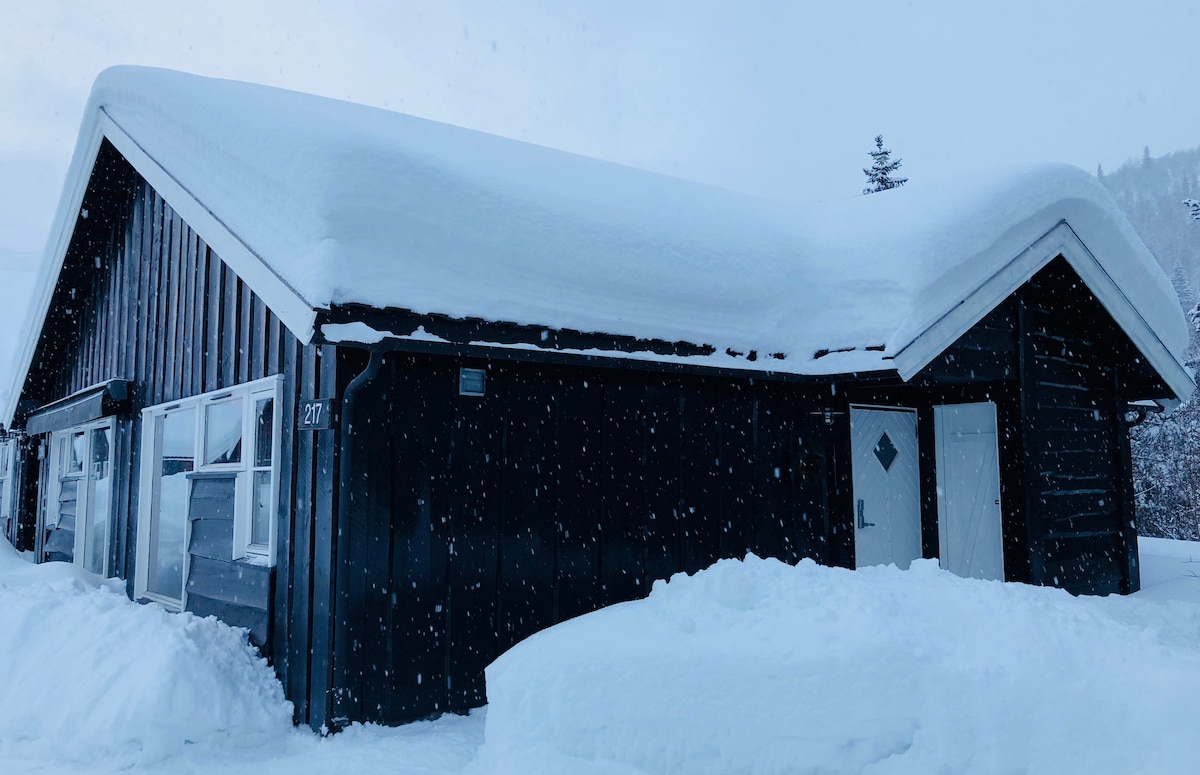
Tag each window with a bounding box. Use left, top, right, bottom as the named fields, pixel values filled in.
left=40, top=420, right=113, bottom=575
left=135, top=376, right=282, bottom=607
left=0, top=438, right=14, bottom=545
left=459, top=367, right=486, bottom=396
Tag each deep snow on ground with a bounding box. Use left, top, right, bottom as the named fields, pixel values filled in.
left=1, top=537, right=1198, bottom=774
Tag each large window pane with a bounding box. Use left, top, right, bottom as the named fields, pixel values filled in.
left=204, top=398, right=243, bottom=465
left=254, top=398, right=273, bottom=467
left=83, top=426, right=112, bottom=575
left=148, top=409, right=195, bottom=600
left=251, top=470, right=271, bottom=547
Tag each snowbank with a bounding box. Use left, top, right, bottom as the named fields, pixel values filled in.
left=0, top=539, right=293, bottom=766
left=478, top=555, right=1200, bottom=774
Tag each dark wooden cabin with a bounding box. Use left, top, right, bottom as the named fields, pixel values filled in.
left=2, top=67, right=1192, bottom=731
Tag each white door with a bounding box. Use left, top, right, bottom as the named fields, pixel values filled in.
left=851, top=406, right=921, bottom=569
left=40, top=421, right=114, bottom=575
left=934, top=402, right=1004, bottom=581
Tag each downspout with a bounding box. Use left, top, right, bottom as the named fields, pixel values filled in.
left=327, top=347, right=385, bottom=731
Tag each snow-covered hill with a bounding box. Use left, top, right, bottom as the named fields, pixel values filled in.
left=1, top=538, right=1198, bottom=773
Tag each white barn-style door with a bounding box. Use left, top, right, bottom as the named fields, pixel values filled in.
left=934, top=402, right=1004, bottom=581
left=851, top=406, right=922, bottom=569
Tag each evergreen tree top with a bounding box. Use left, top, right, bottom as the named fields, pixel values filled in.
left=863, top=134, right=908, bottom=195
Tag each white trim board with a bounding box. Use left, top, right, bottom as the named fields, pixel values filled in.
left=890, top=222, right=1195, bottom=401
left=97, top=111, right=320, bottom=345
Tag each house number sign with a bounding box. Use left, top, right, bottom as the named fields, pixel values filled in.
left=299, top=398, right=337, bottom=430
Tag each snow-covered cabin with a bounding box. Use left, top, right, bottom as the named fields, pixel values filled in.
left=2, top=66, right=1192, bottom=729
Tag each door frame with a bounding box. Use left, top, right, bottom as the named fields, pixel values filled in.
left=38, top=417, right=115, bottom=575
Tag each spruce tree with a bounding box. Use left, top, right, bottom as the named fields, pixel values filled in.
left=862, top=134, right=908, bottom=194
left=1186, top=198, right=1200, bottom=222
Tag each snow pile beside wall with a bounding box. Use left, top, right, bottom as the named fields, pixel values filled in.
left=0, top=540, right=292, bottom=765
left=478, top=555, right=1200, bottom=774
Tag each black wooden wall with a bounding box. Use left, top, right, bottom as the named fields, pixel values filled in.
left=16, top=137, right=1167, bottom=734
left=16, top=139, right=338, bottom=726
left=1016, top=259, right=1144, bottom=595
left=331, top=352, right=842, bottom=725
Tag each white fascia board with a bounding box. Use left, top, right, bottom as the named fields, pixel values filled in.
left=892, top=222, right=1195, bottom=402
left=1, top=122, right=107, bottom=428
left=97, top=110, right=319, bottom=346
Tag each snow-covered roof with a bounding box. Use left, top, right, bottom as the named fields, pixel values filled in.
left=8, top=66, right=1193, bottom=424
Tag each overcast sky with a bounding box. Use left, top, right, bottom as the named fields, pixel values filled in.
left=1, top=0, right=1198, bottom=251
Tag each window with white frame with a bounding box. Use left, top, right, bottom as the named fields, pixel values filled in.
left=135, top=376, right=281, bottom=607
left=0, top=438, right=14, bottom=545
left=39, top=420, right=113, bottom=575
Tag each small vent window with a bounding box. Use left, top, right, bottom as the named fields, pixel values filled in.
left=459, top=368, right=486, bottom=397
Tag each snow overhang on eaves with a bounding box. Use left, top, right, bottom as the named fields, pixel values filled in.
left=2, top=110, right=321, bottom=427
left=889, top=221, right=1195, bottom=402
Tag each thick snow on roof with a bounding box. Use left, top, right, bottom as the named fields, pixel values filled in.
left=56, top=68, right=1191, bottom=382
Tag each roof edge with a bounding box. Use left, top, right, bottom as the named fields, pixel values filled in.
left=97, top=110, right=320, bottom=344
left=1, top=119, right=106, bottom=428
left=891, top=222, right=1195, bottom=401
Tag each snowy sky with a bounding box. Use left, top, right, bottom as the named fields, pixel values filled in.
left=1, top=0, right=1198, bottom=252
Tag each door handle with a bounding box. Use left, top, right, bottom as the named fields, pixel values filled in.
left=857, top=499, right=875, bottom=529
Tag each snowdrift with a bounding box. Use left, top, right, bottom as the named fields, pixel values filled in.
left=478, top=555, right=1200, bottom=774
left=0, top=540, right=293, bottom=765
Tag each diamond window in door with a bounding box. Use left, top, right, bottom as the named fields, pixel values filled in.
left=874, top=432, right=898, bottom=471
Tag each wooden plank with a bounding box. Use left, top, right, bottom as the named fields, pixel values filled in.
left=752, top=394, right=796, bottom=563
left=386, top=357, right=448, bottom=721
left=717, top=385, right=755, bottom=562
left=553, top=371, right=604, bottom=621
left=444, top=360, right=502, bottom=711
left=1112, top=366, right=1140, bottom=594
left=205, top=250, right=222, bottom=391
left=221, top=264, right=238, bottom=388
left=308, top=344, right=340, bottom=728
left=599, top=378, right=645, bottom=606
left=180, top=224, right=195, bottom=395
left=186, top=593, right=270, bottom=646
left=921, top=346, right=1017, bottom=383
left=271, top=332, right=299, bottom=715
left=286, top=343, right=317, bottom=725
left=187, top=554, right=272, bottom=609
left=122, top=194, right=139, bottom=381
left=193, top=237, right=209, bottom=395
left=640, top=382, right=681, bottom=586
left=135, top=184, right=153, bottom=388
left=267, top=311, right=283, bottom=376
left=149, top=192, right=167, bottom=404
left=165, top=209, right=183, bottom=401
left=1019, top=292, right=1048, bottom=585
left=678, top=383, right=721, bottom=576
left=239, top=278, right=253, bottom=384
left=251, top=295, right=267, bottom=381
left=496, top=367, right=556, bottom=654
left=354, top=396, right=395, bottom=723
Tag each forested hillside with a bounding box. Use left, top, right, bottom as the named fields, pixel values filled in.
left=1100, top=148, right=1200, bottom=538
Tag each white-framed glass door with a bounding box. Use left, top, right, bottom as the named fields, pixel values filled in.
left=41, top=419, right=115, bottom=576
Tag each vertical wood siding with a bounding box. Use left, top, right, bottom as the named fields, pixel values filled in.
left=1017, top=258, right=1138, bottom=595
left=335, top=354, right=837, bottom=725
left=20, top=142, right=335, bottom=727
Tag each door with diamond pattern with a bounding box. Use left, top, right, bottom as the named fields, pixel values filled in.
left=850, top=405, right=922, bottom=569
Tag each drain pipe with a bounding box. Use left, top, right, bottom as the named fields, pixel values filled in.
left=327, top=346, right=385, bottom=730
